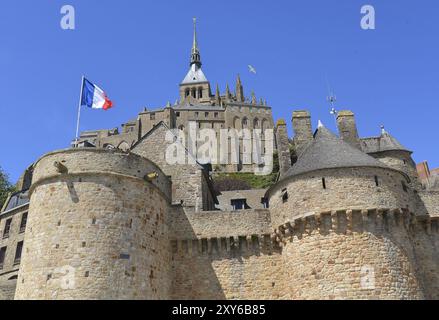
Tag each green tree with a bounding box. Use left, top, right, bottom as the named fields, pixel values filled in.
left=0, top=166, right=16, bottom=209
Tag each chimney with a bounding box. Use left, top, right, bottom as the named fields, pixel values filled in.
left=416, top=161, right=430, bottom=182
left=292, top=110, right=313, bottom=155
left=275, top=119, right=291, bottom=177
left=336, top=110, right=361, bottom=149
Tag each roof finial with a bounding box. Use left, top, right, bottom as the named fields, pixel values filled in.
left=225, top=83, right=231, bottom=100
left=215, top=84, right=221, bottom=105
left=236, top=74, right=244, bottom=102
left=251, top=91, right=257, bottom=104
left=190, top=18, right=201, bottom=67
left=318, top=120, right=324, bottom=128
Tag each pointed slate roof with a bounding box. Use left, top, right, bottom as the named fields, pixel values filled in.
left=181, top=18, right=208, bottom=84
left=181, top=63, right=208, bottom=84
left=285, top=125, right=391, bottom=178
left=360, top=127, right=411, bottom=154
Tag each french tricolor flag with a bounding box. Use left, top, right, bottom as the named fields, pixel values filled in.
left=80, top=78, right=113, bottom=111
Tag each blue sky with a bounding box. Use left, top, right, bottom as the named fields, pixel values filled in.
left=0, top=0, right=438, bottom=182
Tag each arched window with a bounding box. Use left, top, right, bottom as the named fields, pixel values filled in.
left=233, top=117, right=241, bottom=129
left=198, top=88, right=203, bottom=98
left=242, top=117, right=249, bottom=129
left=178, top=125, right=185, bottom=131
left=191, top=88, right=196, bottom=98
left=261, top=118, right=268, bottom=133
left=253, top=118, right=260, bottom=128
left=185, top=89, right=190, bottom=97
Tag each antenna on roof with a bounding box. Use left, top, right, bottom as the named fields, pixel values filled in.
left=325, top=75, right=338, bottom=127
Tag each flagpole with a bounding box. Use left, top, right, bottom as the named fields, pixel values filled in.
left=75, top=75, right=85, bottom=147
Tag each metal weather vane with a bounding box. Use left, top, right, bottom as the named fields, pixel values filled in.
left=325, top=76, right=338, bottom=124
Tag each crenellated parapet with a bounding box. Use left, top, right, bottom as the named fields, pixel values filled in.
left=170, top=234, right=280, bottom=257
left=272, top=208, right=438, bottom=299
left=272, top=208, right=438, bottom=246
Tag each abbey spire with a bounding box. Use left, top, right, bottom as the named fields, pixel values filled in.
left=181, top=18, right=208, bottom=85
left=180, top=18, right=211, bottom=102
left=190, top=18, right=202, bottom=67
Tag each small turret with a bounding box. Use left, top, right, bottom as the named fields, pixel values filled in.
left=225, top=84, right=231, bottom=101
left=236, top=74, right=244, bottom=102
left=251, top=91, right=257, bottom=105
left=215, top=84, right=221, bottom=106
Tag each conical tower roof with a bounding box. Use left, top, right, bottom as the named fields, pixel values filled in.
left=286, top=124, right=391, bottom=178
left=378, top=127, right=411, bottom=153
left=361, top=126, right=411, bottom=154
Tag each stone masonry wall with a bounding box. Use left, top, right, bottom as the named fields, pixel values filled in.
left=275, top=209, right=439, bottom=299
left=0, top=205, right=28, bottom=299
left=370, top=150, right=421, bottom=189
left=269, top=167, right=415, bottom=228
left=170, top=240, right=286, bottom=300
left=418, top=191, right=439, bottom=217
left=168, top=208, right=287, bottom=299
left=132, top=124, right=206, bottom=208
left=15, top=149, right=172, bottom=300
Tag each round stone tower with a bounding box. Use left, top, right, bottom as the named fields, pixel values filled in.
left=362, top=127, right=421, bottom=189
left=268, top=125, right=425, bottom=299
left=14, top=149, right=172, bottom=300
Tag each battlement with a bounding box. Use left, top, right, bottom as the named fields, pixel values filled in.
left=273, top=208, right=439, bottom=245
left=170, top=233, right=280, bottom=257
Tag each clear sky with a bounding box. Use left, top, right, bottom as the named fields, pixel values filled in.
left=0, top=0, right=438, bottom=182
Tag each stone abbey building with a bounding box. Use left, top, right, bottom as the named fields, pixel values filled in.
left=0, top=22, right=438, bottom=300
